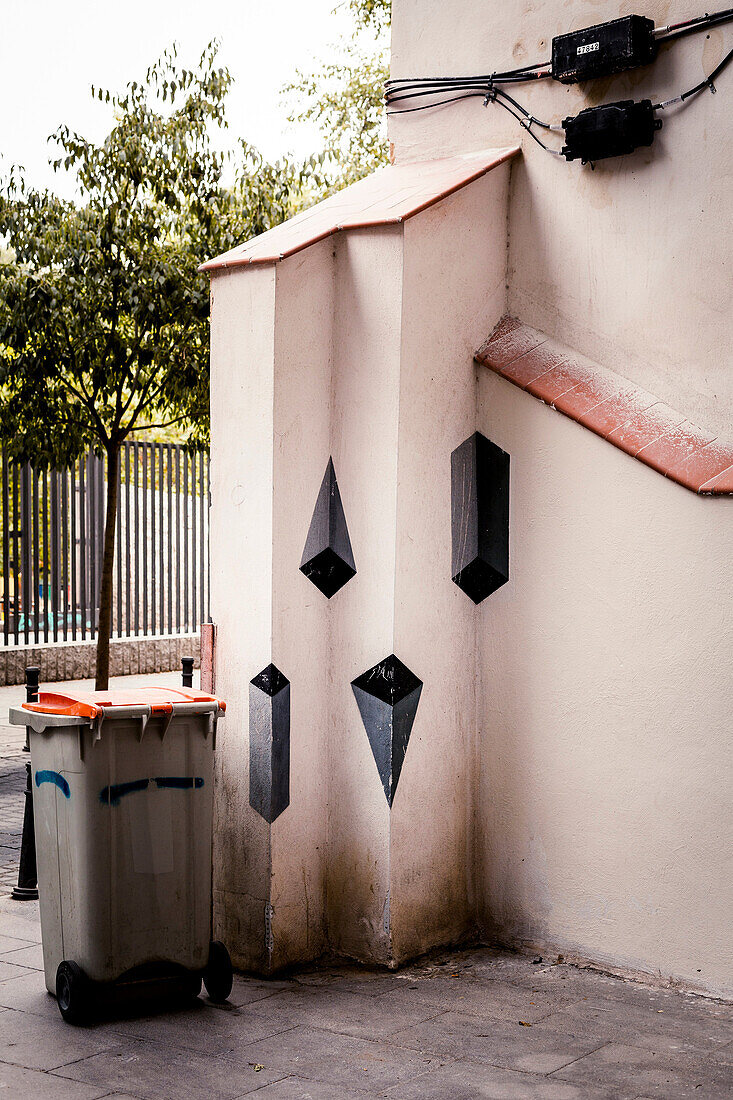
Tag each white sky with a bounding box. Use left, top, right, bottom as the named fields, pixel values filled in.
left=1, top=0, right=355, bottom=197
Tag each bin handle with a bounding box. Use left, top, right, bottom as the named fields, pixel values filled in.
left=22, top=700, right=101, bottom=720
left=169, top=701, right=224, bottom=717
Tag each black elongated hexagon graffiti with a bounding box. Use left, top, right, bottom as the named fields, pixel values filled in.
left=249, top=664, right=290, bottom=824
left=351, top=654, right=422, bottom=807
left=451, top=432, right=509, bottom=603
left=300, top=458, right=356, bottom=598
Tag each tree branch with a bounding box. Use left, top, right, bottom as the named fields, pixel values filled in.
left=56, top=375, right=109, bottom=446
left=127, top=413, right=190, bottom=432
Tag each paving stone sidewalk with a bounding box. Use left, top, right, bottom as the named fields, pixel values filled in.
left=0, top=885, right=730, bottom=1100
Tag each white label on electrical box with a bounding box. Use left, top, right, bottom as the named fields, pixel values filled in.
left=578, top=41, right=600, bottom=55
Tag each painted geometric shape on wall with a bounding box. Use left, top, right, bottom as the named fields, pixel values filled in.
left=451, top=431, right=509, bottom=604
left=351, top=654, right=422, bottom=807
left=300, top=458, right=356, bottom=598
left=249, top=664, right=290, bottom=824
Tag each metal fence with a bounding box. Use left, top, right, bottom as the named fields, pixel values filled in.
left=0, top=443, right=209, bottom=645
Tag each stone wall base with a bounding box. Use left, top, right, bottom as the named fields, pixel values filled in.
left=0, top=633, right=200, bottom=686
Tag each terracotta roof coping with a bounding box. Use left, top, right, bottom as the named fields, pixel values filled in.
left=476, top=316, right=733, bottom=496
left=200, top=147, right=519, bottom=273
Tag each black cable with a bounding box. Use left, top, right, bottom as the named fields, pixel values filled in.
left=387, top=91, right=488, bottom=114
left=384, top=72, right=550, bottom=103
left=385, top=61, right=550, bottom=87
left=386, top=4, right=733, bottom=154
left=387, top=80, right=553, bottom=129
left=485, top=92, right=562, bottom=154
left=386, top=71, right=548, bottom=91
left=386, top=85, right=499, bottom=106
left=656, top=6, right=733, bottom=42
left=387, top=83, right=561, bottom=155
left=491, top=87, right=553, bottom=129
left=385, top=3, right=733, bottom=108
left=654, top=41, right=733, bottom=106
left=385, top=78, right=549, bottom=108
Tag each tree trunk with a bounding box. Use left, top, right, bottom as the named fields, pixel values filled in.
left=95, top=443, right=120, bottom=690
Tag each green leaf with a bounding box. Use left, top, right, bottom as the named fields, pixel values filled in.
left=0, top=40, right=320, bottom=465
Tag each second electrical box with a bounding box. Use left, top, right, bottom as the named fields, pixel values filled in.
left=561, top=99, right=662, bottom=163
left=552, top=15, right=658, bottom=84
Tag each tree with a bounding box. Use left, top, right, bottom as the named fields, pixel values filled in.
left=286, top=0, right=391, bottom=192
left=0, top=44, right=317, bottom=687
left=346, top=0, right=391, bottom=33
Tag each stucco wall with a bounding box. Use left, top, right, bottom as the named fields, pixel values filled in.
left=390, top=0, right=733, bottom=438
left=210, top=263, right=279, bottom=971
left=477, top=369, right=733, bottom=997
left=390, top=0, right=733, bottom=995
left=391, top=171, right=509, bottom=960
left=209, top=0, right=731, bottom=987
left=209, top=168, right=513, bottom=970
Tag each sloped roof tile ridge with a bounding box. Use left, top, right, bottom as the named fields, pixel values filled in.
left=200, top=146, right=519, bottom=273
left=475, top=315, right=733, bottom=496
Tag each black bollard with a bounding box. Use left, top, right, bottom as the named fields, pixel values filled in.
left=12, top=667, right=39, bottom=901
left=182, top=656, right=194, bottom=689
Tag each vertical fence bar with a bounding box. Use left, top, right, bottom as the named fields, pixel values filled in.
left=174, top=446, right=181, bottom=634
left=61, top=469, right=69, bottom=642
left=142, top=444, right=148, bottom=634
left=88, top=455, right=96, bottom=639
left=183, top=449, right=189, bottom=633
left=191, top=451, right=198, bottom=635
left=159, top=445, right=165, bottom=634
left=50, top=470, right=60, bottom=643
left=116, top=449, right=122, bottom=639
left=100, top=453, right=106, bottom=636
left=1, top=451, right=8, bottom=644
left=20, top=465, right=29, bottom=644
left=40, top=467, right=49, bottom=644
left=11, top=463, right=19, bottom=642
left=32, top=470, right=40, bottom=643
left=124, top=443, right=131, bottom=639
left=199, top=452, right=205, bottom=627
left=206, top=454, right=211, bottom=622
left=70, top=460, right=78, bottom=641
left=133, top=442, right=140, bottom=635
left=98, top=452, right=105, bottom=626
left=79, top=456, right=87, bottom=641
left=20, top=465, right=31, bottom=645
left=150, top=444, right=156, bottom=637
left=96, top=452, right=103, bottom=638
left=167, top=447, right=173, bottom=635
left=99, top=452, right=106, bottom=637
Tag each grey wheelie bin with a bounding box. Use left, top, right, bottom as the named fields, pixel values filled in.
left=9, top=686, right=231, bottom=1023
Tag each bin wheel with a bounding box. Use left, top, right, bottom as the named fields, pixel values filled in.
left=56, top=961, right=91, bottom=1025
left=204, top=940, right=232, bottom=1003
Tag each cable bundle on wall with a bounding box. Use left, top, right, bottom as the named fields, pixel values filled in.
left=385, top=6, right=733, bottom=163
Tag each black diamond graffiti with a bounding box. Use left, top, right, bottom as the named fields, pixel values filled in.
left=351, top=655, right=422, bottom=807
left=249, top=664, right=290, bottom=824
left=300, top=458, right=356, bottom=598
left=451, top=431, right=509, bottom=604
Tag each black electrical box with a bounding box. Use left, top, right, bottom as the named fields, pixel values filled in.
left=552, top=15, right=658, bottom=84
left=561, top=99, right=662, bottom=163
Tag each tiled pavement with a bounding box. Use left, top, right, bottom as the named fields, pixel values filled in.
left=0, top=891, right=730, bottom=1100
left=0, top=675, right=731, bottom=1098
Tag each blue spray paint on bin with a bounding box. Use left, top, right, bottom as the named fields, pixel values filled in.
left=153, top=776, right=204, bottom=791
left=35, top=771, right=71, bottom=799
left=100, top=778, right=150, bottom=806
left=100, top=776, right=204, bottom=805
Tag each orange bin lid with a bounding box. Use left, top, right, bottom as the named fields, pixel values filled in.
left=22, top=687, right=225, bottom=721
